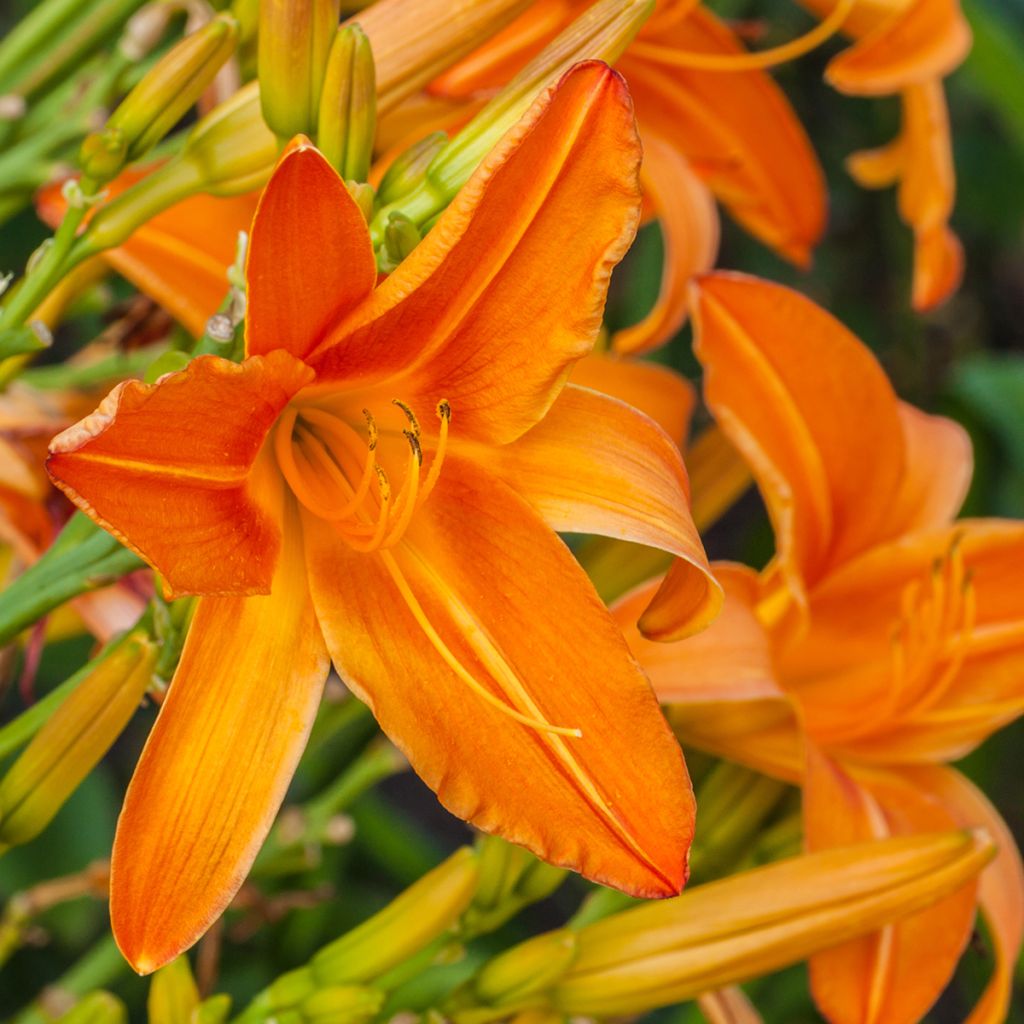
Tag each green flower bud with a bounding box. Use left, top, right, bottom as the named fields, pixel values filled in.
left=0, top=631, right=156, bottom=852
left=317, top=23, right=376, bottom=182
left=312, top=847, right=479, bottom=985
left=258, top=0, right=340, bottom=138
left=91, top=14, right=239, bottom=180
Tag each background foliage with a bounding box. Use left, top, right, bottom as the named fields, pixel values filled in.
left=0, top=0, right=1021, bottom=1019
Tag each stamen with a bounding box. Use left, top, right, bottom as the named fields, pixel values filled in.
left=629, top=0, right=856, bottom=72
left=298, top=407, right=378, bottom=522
left=379, top=549, right=581, bottom=738
left=378, top=436, right=422, bottom=549
left=392, top=398, right=421, bottom=438
left=419, top=401, right=451, bottom=503
left=345, top=467, right=394, bottom=552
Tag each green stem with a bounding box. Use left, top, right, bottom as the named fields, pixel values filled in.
left=21, top=346, right=163, bottom=390
left=254, top=741, right=406, bottom=877
left=0, top=0, right=97, bottom=92
left=0, top=196, right=90, bottom=331
left=0, top=513, right=143, bottom=647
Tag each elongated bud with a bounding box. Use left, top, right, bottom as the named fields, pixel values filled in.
left=195, top=995, right=232, bottom=1024
left=370, top=0, right=652, bottom=241
left=79, top=82, right=276, bottom=257
left=357, top=0, right=532, bottom=116
left=181, top=79, right=278, bottom=195
left=376, top=130, right=447, bottom=205
left=82, top=15, right=239, bottom=181
left=464, top=837, right=567, bottom=937
left=0, top=631, right=156, bottom=852
left=379, top=211, right=421, bottom=272
left=301, top=986, right=383, bottom=1024
left=259, top=0, right=340, bottom=138
left=312, top=847, right=479, bottom=985
left=435, top=0, right=652, bottom=193
left=56, top=992, right=127, bottom=1024
left=547, top=830, right=994, bottom=1016
left=148, top=956, right=200, bottom=1024
left=318, top=23, right=376, bottom=181
left=475, top=930, right=578, bottom=1006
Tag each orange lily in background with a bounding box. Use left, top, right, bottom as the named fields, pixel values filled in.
left=796, top=0, right=971, bottom=310
left=47, top=64, right=721, bottom=974
left=37, top=169, right=258, bottom=337
left=616, top=274, right=1024, bottom=1024
left=424, top=0, right=824, bottom=354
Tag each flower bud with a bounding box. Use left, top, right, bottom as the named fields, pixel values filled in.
left=548, top=830, right=994, bottom=1016
left=56, top=992, right=127, bottom=1024
left=87, top=14, right=239, bottom=179
left=370, top=0, right=652, bottom=240
left=79, top=83, right=276, bottom=257
left=474, top=930, right=577, bottom=1007
left=0, top=631, right=156, bottom=852
left=300, top=986, right=383, bottom=1024
left=317, top=23, right=376, bottom=182
left=148, top=956, right=199, bottom=1024
left=379, top=211, right=421, bottom=272
left=195, top=995, right=232, bottom=1024
left=357, top=0, right=531, bottom=116
left=376, top=130, right=447, bottom=206
left=312, top=846, right=479, bottom=985
left=181, top=80, right=279, bottom=196
left=258, top=0, right=340, bottom=138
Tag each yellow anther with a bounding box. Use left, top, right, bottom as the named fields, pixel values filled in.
left=363, top=408, right=378, bottom=451
left=403, top=428, right=423, bottom=466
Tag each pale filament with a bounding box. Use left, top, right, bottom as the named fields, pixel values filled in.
left=886, top=536, right=976, bottom=720
left=379, top=548, right=582, bottom=739
left=629, top=0, right=856, bottom=73
left=816, top=536, right=977, bottom=746
left=274, top=398, right=450, bottom=553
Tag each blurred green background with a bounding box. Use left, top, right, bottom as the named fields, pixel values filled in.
left=0, top=0, right=1022, bottom=1020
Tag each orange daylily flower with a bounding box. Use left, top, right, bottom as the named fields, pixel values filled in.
left=797, top=0, right=971, bottom=310
left=616, top=275, right=1024, bottom=1024
left=424, top=0, right=824, bottom=353
left=46, top=64, right=721, bottom=975
left=0, top=380, right=144, bottom=642
left=37, top=169, right=258, bottom=337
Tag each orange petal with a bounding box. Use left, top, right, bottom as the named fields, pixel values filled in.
left=610, top=135, right=719, bottom=356
left=805, top=752, right=979, bottom=1024
left=617, top=565, right=801, bottom=781
left=310, top=62, right=641, bottom=444
left=615, top=564, right=778, bottom=706
left=692, top=272, right=905, bottom=601
left=622, top=7, right=826, bottom=266
left=47, top=353, right=314, bottom=597
left=428, top=0, right=577, bottom=97
left=779, top=520, right=1024, bottom=760
left=302, top=453, right=694, bottom=898
left=569, top=352, right=696, bottom=447
left=912, top=222, right=964, bottom=312
left=826, top=0, right=972, bottom=96
left=903, top=765, right=1024, bottom=1024
left=246, top=138, right=376, bottom=360
left=484, top=383, right=721, bottom=640
left=111, top=495, right=329, bottom=974
left=37, top=170, right=257, bottom=338
left=887, top=402, right=971, bottom=533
